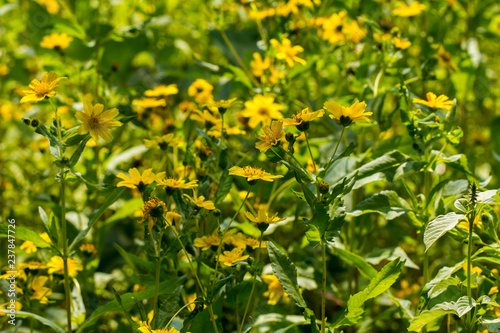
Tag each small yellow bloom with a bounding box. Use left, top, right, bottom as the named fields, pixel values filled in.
left=436, top=46, right=458, bottom=71
left=184, top=192, right=216, bottom=210
left=20, top=240, right=37, bottom=253
left=144, top=84, right=179, bottom=97
left=35, top=0, right=59, bottom=14
left=245, top=209, right=285, bottom=225
left=39, top=232, right=52, bottom=244
left=270, top=38, right=306, bottom=67
left=413, top=92, right=454, bottom=110
left=21, top=71, right=66, bottom=104
left=80, top=243, right=98, bottom=257
left=392, top=1, right=426, bottom=17
left=218, top=248, right=249, bottom=267
left=0, top=64, right=9, bottom=76
left=207, top=125, right=246, bottom=137
left=138, top=198, right=168, bottom=232
left=40, top=33, right=73, bottom=50
left=229, top=166, right=283, bottom=183
left=116, top=168, right=157, bottom=190
left=394, top=37, right=411, bottom=49
left=262, top=274, right=289, bottom=305
left=250, top=53, right=270, bottom=77
left=240, top=95, right=284, bottom=128
left=488, top=286, right=499, bottom=295
left=324, top=100, right=372, bottom=126
left=165, top=211, right=182, bottom=229
left=30, top=276, right=52, bottom=304
left=132, top=98, right=167, bottom=110
left=205, top=98, right=239, bottom=113
left=190, top=109, right=222, bottom=130
left=0, top=301, right=22, bottom=315
left=283, top=107, right=324, bottom=130
left=75, top=99, right=122, bottom=142
left=157, top=177, right=198, bottom=193
left=188, top=79, right=214, bottom=104
left=194, top=230, right=222, bottom=250
left=47, top=256, right=83, bottom=277
left=463, top=264, right=482, bottom=275
left=144, top=134, right=182, bottom=150
left=256, top=120, right=285, bottom=153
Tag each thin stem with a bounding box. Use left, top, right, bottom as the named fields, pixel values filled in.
left=165, top=301, right=196, bottom=329
left=210, top=186, right=253, bottom=292
left=151, top=230, right=163, bottom=327
left=321, top=241, right=327, bottom=333
left=238, top=231, right=263, bottom=333
left=466, top=209, right=475, bottom=330
left=304, top=130, right=317, bottom=175
left=324, top=126, right=345, bottom=175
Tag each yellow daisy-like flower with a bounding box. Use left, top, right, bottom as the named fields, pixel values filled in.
left=46, top=256, right=83, bottom=277
left=245, top=209, right=286, bottom=225
left=323, top=100, right=372, bottom=126
left=35, top=0, right=59, bottom=14
left=218, top=248, right=249, bottom=267
left=283, top=107, right=324, bottom=131
left=250, top=53, right=271, bottom=77
left=39, top=232, right=52, bottom=244
left=240, top=94, right=284, bottom=128
left=188, top=79, right=214, bottom=104
left=144, top=84, right=179, bottom=97
left=138, top=321, right=185, bottom=333
left=242, top=236, right=267, bottom=250
left=262, top=274, right=290, bottom=305
left=183, top=192, right=216, bottom=210
left=256, top=120, right=285, bottom=153
left=30, top=275, right=52, bottom=304
left=194, top=230, right=222, bottom=251
left=205, top=98, right=238, bottom=113
left=19, top=260, right=46, bottom=271
left=144, top=134, right=182, bottom=150
left=20, top=240, right=37, bottom=253
left=394, top=37, right=411, bottom=49
left=392, top=1, right=426, bottom=17
left=228, top=166, right=283, bottom=184
left=80, top=243, right=98, bottom=257
left=132, top=98, right=167, bottom=109
left=158, top=177, right=198, bottom=194
left=138, top=197, right=168, bottom=232
left=190, top=109, right=222, bottom=130
left=207, top=125, right=246, bottom=137
left=75, top=99, right=122, bottom=142
left=270, top=38, right=306, bottom=67
left=40, top=33, right=73, bottom=50
left=116, top=168, right=157, bottom=190
left=436, top=46, right=458, bottom=71
left=413, top=92, right=454, bottom=110
left=20, top=71, right=66, bottom=104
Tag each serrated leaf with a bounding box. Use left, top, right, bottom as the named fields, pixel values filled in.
left=268, top=241, right=307, bottom=308
left=424, top=212, right=465, bottom=252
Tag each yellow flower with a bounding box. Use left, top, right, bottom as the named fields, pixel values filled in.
left=138, top=198, right=168, bottom=232
left=240, top=94, right=284, bottom=128
left=270, top=38, right=306, bottom=67
left=158, top=177, right=198, bottom=193
left=250, top=53, right=270, bottom=77
left=488, top=286, right=499, bottom=295
left=116, top=168, right=157, bottom=190
left=190, top=109, right=222, bottom=130
left=165, top=211, right=182, bottom=229
left=144, top=134, right=182, bottom=150
left=40, top=33, right=73, bottom=50
left=229, top=166, right=283, bottom=184
left=183, top=193, right=216, bottom=210
left=413, top=92, right=454, bottom=110
left=316, top=11, right=347, bottom=44
left=207, top=125, right=246, bottom=137
left=144, top=84, right=179, bottom=97
left=205, top=98, right=239, bottom=113
left=0, top=301, right=22, bottom=315
left=463, top=264, right=482, bottom=275
left=392, top=1, right=426, bottom=17
left=256, top=120, right=285, bottom=153
left=188, top=79, right=214, bottom=104
left=20, top=240, right=37, bottom=253
left=245, top=209, right=286, bottom=225
left=19, top=260, right=46, bottom=271
left=218, top=248, right=249, bottom=267
left=323, top=100, right=372, bottom=126
left=283, top=107, right=324, bottom=130
left=47, top=256, right=83, bottom=277
left=262, top=274, right=289, bottom=305
left=132, top=98, right=167, bottom=109
left=194, top=230, right=222, bottom=250
left=394, top=37, right=411, bottom=49
left=39, top=232, right=52, bottom=244
left=436, top=46, right=458, bottom=71
left=138, top=321, right=184, bottom=333
left=242, top=236, right=266, bottom=250
left=20, top=71, right=66, bottom=103
left=30, top=276, right=52, bottom=304
left=35, top=0, right=59, bottom=14
left=80, top=243, right=98, bottom=257
left=75, top=99, right=122, bottom=142
left=0, top=63, right=9, bottom=76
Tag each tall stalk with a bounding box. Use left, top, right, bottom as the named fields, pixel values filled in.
left=321, top=240, right=327, bottom=333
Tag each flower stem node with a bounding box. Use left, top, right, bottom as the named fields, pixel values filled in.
left=296, top=121, right=310, bottom=132
left=285, top=132, right=296, bottom=144
left=23, top=118, right=31, bottom=126
left=30, top=119, right=40, bottom=128
left=213, top=209, right=221, bottom=217
left=257, top=222, right=269, bottom=233
left=150, top=204, right=165, bottom=219
left=319, top=181, right=330, bottom=194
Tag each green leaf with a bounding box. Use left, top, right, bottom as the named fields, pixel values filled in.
left=68, top=135, right=90, bottom=168
left=333, top=247, right=377, bottom=279
left=364, top=247, right=420, bottom=270
left=209, top=274, right=234, bottom=301
left=321, top=142, right=357, bottom=175
left=39, top=206, right=58, bottom=244
left=0, top=224, right=52, bottom=249
left=332, top=258, right=404, bottom=328
left=69, top=187, right=126, bottom=251
left=76, top=277, right=184, bottom=332
left=424, top=212, right=465, bottom=252
left=0, top=310, right=65, bottom=333
left=267, top=241, right=307, bottom=308
left=482, top=318, right=500, bottom=332
left=156, top=286, right=183, bottom=329
left=408, top=309, right=454, bottom=332
left=214, top=170, right=233, bottom=206
left=226, top=64, right=254, bottom=89
left=349, top=191, right=412, bottom=220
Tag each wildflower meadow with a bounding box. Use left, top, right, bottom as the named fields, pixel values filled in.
left=2, top=0, right=500, bottom=332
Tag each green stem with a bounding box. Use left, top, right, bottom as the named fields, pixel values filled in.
left=321, top=241, right=327, bottom=333
left=151, top=230, right=163, bottom=327
left=238, top=231, right=263, bottom=333
left=466, top=209, right=475, bottom=330
left=165, top=301, right=197, bottom=329
left=324, top=126, right=345, bottom=175
left=304, top=130, right=317, bottom=175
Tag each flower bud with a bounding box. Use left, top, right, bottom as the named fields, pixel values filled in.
left=285, top=132, right=296, bottom=143
left=30, top=119, right=40, bottom=128
left=319, top=181, right=330, bottom=194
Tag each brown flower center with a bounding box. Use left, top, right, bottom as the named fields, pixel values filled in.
left=89, top=117, right=100, bottom=129
left=257, top=107, right=269, bottom=116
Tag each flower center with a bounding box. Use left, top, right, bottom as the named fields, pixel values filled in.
left=89, top=117, right=100, bottom=129
left=257, top=107, right=268, bottom=116
left=34, top=83, right=51, bottom=97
